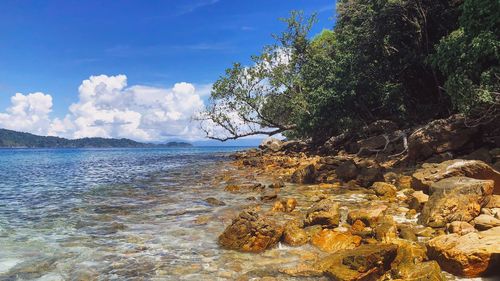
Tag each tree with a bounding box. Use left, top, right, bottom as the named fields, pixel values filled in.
left=430, top=0, right=499, bottom=125
left=197, top=11, right=315, bottom=141
left=296, top=0, right=460, bottom=141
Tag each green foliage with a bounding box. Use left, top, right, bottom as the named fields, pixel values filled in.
left=430, top=0, right=499, bottom=116
left=199, top=11, right=315, bottom=140
left=201, top=0, right=497, bottom=142
left=298, top=0, right=460, bottom=140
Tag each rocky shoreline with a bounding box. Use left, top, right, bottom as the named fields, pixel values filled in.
left=211, top=115, right=500, bottom=280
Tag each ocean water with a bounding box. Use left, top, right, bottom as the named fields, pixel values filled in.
left=0, top=147, right=253, bottom=280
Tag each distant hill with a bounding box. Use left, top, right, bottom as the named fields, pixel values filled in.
left=0, top=128, right=192, bottom=148
left=160, top=141, right=193, bottom=148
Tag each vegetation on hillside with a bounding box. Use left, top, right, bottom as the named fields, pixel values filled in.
left=200, top=0, right=499, bottom=142
left=0, top=129, right=192, bottom=148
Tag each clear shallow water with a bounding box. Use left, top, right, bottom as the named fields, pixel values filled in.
left=0, top=147, right=253, bottom=280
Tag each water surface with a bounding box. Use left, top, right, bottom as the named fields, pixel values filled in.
left=0, top=147, right=251, bottom=280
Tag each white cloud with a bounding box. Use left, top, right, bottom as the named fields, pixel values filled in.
left=0, top=92, right=54, bottom=135
left=0, top=74, right=210, bottom=141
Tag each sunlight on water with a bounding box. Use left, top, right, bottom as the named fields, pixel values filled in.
left=0, top=147, right=249, bottom=280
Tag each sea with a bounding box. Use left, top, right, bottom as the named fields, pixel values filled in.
left=0, top=147, right=259, bottom=281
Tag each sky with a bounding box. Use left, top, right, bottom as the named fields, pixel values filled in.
left=0, top=0, right=335, bottom=143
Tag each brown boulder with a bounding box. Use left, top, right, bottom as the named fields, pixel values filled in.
left=347, top=204, right=387, bottom=226
left=371, top=182, right=397, bottom=198
left=407, top=114, right=479, bottom=163
left=336, top=160, right=358, bottom=181
left=418, top=177, right=493, bottom=227
left=407, top=190, right=428, bottom=211
left=311, top=229, right=362, bottom=252
left=218, top=209, right=283, bottom=253
left=291, top=164, right=317, bottom=184
left=427, top=227, right=500, bottom=277
left=271, top=198, right=297, bottom=213
left=304, top=198, right=340, bottom=227
left=396, top=175, right=412, bottom=190
left=283, top=220, right=309, bottom=246
left=391, top=261, right=445, bottom=281
left=411, top=159, right=500, bottom=194
left=398, top=225, right=417, bottom=241
left=486, top=194, right=500, bottom=208
left=390, top=239, right=446, bottom=281
left=242, top=157, right=264, bottom=167
left=356, top=162, right=384, bottom=187
left=374, top=216, right=398, bottom=243
left=474, top=214, right=500, bottom=230
left=318, top=244, right=398, bottom=281
left=447, top=221, right=476, bottom=235
left=350, top=219, right=366, bottom=233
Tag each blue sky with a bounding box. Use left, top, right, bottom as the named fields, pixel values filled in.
left=0, top=0, right=335, bottom=142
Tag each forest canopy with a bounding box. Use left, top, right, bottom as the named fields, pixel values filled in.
left=199, top=0, right=499, bottom=142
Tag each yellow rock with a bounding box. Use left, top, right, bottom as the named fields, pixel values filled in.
left=311, top=229, right=361, bottom=252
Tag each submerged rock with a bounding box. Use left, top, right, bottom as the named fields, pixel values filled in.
left=204, top=197, right=226, bottom=206
left=3, top=257, right=58, bottom=280
left=224, top=183, right=264, bottom=193
left=427, top=226, right=500, bottom=277
left=304, top=198, right=340, bottom=227
left=260, top=189, right=278, bottom=202
left=218, top=209, right=284, bottom=253
left=418, top=177, right=493, bottom=227
left=267, top=179, right=285, bottom=189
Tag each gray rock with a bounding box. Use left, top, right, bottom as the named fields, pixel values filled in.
left=259, top=137, right=283, bottom=152
left=474, top=214, right=500, bottom=230
left=418, top=177, right=494, bottom=227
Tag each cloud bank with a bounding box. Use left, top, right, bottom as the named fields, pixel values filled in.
left=0, top=75, right=210, bottom=141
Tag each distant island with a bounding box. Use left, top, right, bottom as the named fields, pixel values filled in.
left=0, top=128, right=192, bottom=148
